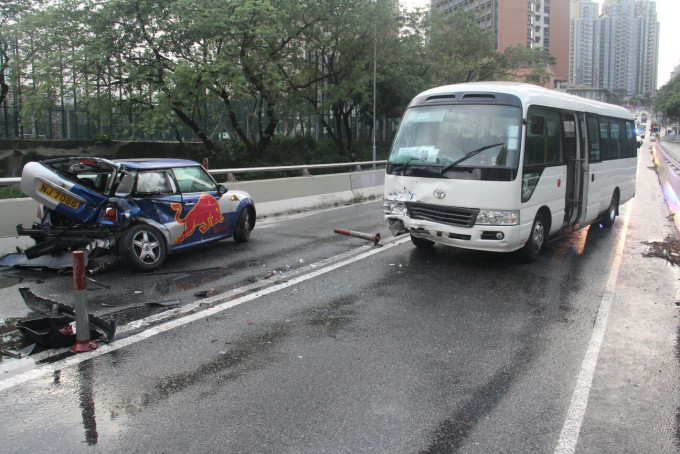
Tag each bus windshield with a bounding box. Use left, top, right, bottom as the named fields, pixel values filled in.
left=388, top=104, right=523, bottom=170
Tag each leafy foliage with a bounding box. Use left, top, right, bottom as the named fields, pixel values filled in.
left=655, top=76, right=680, bottom=124
left=3, top=1, right=561, bottom=160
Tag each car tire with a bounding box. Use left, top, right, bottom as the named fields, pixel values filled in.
left=521, top=212, right=546, bottom=262
left=233, top=207, right=254, bottom=243
left=120, top=224, right=167, bottom=272
left=600, top=193, right=619, bottom=228
left=410, top=233, right=434, bottom=249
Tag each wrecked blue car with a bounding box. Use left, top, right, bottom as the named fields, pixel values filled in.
left=17, top=157, right=255, bottom=272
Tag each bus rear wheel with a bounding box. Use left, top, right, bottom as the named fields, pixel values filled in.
left=601, top=194, right=619, bottom=227
left=521, top=213, right=545, bottom=262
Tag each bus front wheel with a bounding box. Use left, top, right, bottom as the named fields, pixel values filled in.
left=521, top=213, right=545, bottom=262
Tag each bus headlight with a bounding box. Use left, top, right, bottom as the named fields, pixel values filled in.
left=476, top=210, right=519, bottom=225
left=383, top=201, right=407, bottom=216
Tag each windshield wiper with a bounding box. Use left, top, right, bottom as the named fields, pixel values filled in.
left=439, top=142, right=504, bottom=174
left=390, top=157, right=419, bottom=174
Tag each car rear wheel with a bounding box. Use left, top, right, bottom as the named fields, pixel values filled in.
left=120, top=224, right=167, bottom=272
left=233, top=208, right=254, bottom=243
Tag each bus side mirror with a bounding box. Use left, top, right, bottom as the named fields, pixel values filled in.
left=529, top=116, right=545, bottom=135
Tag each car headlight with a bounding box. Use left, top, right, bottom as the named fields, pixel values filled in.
left=383, top=201, right=407, bottom=216
left=476, top=209, right=519, bottom=225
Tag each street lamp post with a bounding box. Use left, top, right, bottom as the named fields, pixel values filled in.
left=372, top=22, right=377, bottom=170
left=371, top=12, right=404, bottom=170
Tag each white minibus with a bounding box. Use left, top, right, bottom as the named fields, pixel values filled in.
left=383, top=82, right=638, bottom=261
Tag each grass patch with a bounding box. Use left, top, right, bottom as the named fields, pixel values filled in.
left=0, top=186, right=26, bottom=199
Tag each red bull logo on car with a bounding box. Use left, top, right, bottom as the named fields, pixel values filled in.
left=171, top=193, right=225, bottom=244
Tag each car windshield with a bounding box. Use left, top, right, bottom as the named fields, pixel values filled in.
left=388, top=104, right=522, bottom=170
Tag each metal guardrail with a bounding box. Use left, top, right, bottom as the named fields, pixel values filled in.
left=0, top=160, right=388, bottom=186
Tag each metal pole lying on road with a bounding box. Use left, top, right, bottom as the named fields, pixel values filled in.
left=334, top=228, right=381, bottom=245
left=71, top=251, right=98, bottom=352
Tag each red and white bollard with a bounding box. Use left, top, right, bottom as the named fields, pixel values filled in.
left=71, top=251, right=98, bottom=352
left=333, top=228, right=381, bottom=245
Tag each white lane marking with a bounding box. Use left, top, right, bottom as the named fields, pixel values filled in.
left=0, top=232, right=387, bottom=375
left=554, top=206, right=631, bottom=454
left=0, top=236, right=410, bottom=392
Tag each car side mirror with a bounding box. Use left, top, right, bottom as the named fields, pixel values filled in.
left=218, top=184, right=228, bottom=194
left=529, top=115, right=545, bottom=135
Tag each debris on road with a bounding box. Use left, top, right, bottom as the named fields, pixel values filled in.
left=333, top=228, right=381, bottom=245
left=1, top=343, right=36, bottom=359
left=146, top=299, right=181, bottom=308
left=18, top=287, right=116, bottom=344
left=0, top=250, right=76, bottom=269
left=15, top=316, right=94, bottom=348
left=194, top=288, right=218, bottom=298
left=86, top=276, right=111, bottom=289
left=642, top=234, right=680, bottom=265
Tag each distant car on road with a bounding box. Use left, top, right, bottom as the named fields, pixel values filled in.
left=17, top=157, right=255, bottom=271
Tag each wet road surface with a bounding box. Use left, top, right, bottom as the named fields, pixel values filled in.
left=0, top=141, right=678, bottom=453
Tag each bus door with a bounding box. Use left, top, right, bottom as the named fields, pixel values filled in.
left=575, top=113, right=590, bottom=226
left=581, top=114, right=604, bottom=225
left=562, top=112, right=584, bottom=226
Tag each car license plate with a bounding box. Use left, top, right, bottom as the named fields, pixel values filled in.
left=38, top=183, right=80, bottom=210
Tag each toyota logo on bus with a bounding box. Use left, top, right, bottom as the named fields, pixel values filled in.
left=433, top=189, right=446, bottom=199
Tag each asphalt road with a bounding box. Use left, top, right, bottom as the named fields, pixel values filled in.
left=0, top=138, right=678, bottom=453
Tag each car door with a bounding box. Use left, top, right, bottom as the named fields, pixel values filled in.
left=167, top=166, right=230, bottom=247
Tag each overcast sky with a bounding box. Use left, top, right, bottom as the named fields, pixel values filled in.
left=399, top=0, right=679, bottom=89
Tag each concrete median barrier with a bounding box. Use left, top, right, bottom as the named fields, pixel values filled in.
left=0, top=169, right=385, bottom=254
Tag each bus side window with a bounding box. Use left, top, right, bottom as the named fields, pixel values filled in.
left=562, top=114, right=577, bottom=159
left=525, top=107, right=563, bottom=166
left=609, top=120, right=622, bottom=159
left=599, top=118, right=612, bottom=160
left=625, top=120, right=636, bottom=157
left=525, top=114, right=545, bottom=165
left=524, top=107, right=562, bottom=165
left=586, top=115, right=601, bottom=162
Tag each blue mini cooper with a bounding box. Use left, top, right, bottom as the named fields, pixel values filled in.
left=17, top=157, right=255, bottom=272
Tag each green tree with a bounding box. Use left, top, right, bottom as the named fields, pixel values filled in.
left=655, top=76, right=680, bottom=124
left=1, top=0, right=39, bottom=106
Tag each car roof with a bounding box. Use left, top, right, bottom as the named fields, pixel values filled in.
left=112, top=158, right=201, bottom=170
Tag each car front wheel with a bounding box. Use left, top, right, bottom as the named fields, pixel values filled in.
left=233, top=207, right=254, bottom=243
left=120, top=224, right=167, bottom=272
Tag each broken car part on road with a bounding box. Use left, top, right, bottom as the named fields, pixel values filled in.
left=17, top=287, right=116, bottom=347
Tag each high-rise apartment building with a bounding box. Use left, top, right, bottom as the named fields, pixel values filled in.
left=634, top=0, right=659, bottom=95
left=569, top=1, right=601, bottom=87
left=430, top=0, right=571, bottom=85
left=569, top=0, right=659, bottom=98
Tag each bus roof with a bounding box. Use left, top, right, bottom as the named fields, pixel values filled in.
left=409, top=82, right=634, bottom=120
